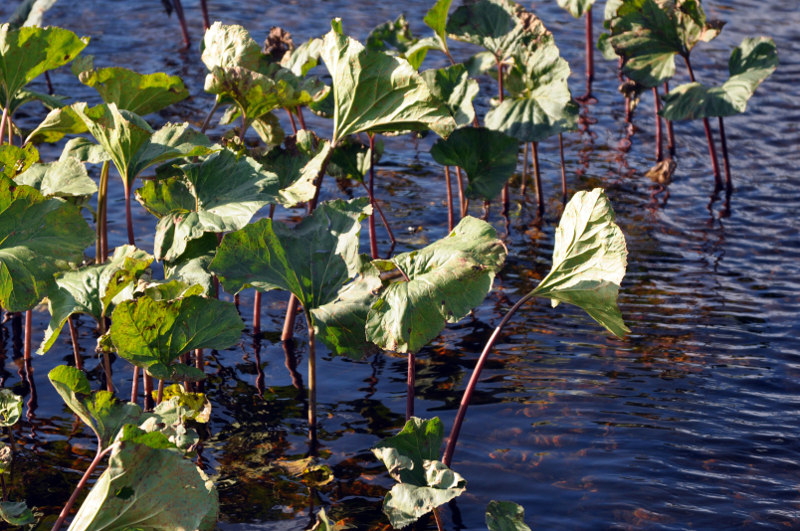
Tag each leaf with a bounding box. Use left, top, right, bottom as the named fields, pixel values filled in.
left=48, top=365, right=144, bottom=449
left=367, top=14, right=431, bottom=70
left=25, top=103, right=88, bottom=144
left=558, top=0, right=595, bottom=18
left=321, top=19, right=455, bottom=142
left=7, top=0, right=59, bottom=29
left=327, top=136, right=383, bottom=183
left=259, top=129, right=331, bottom=207
left=110, top=294, right=243, bottom=381
left=421, top=63, right=479, bottom=128
left=531, top=188, right=629, bottom=337
left=201, top=21, right=262, bottom=72
left=0, top=388, right=22, bottom=428
left=372, top=417, right=466, bottom=528
left=0, top=23, right=88, bottom=106
left=0, top=143, right=37, bottom=178
left=311, top=267, right=383, bottom=360
left=430, top=127, right=519, bottom=201
left=281, top=38, right=324, bottom=78
left=67, top=427, right=218, bottom=531
left=0, top=175, right=94, bottom=312
left=486, top=37, right=579, bottom=142
left=73, top=54, right=189, bottom=115
left=445, top=0, right=550, bottom=60
left=424, top=0, right=454, bottom=52
left=607, top=0, right=723, bottom=88
left=486, top=500, right=531, bottom=531
left=0, top=500, right=35, bottom=526
left=163, top=233, right=217, bottom=296
left=15, top=156, right=97, bottom=198
left=660, top=37, right=778, bottom=120
left=39, top=245, right=152, bottom=354
left=365, top=216, right=507, bottom=353
left=211, top=197, right=371, bottom=311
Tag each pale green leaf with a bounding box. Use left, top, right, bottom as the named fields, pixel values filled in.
left=15, top=156, right=97, bottom=198
left=558, top=0, right=595, bottom=18
left=0, top=389, right=22, bottom=428
left=421, top=63, right=479, bottom=128
left=0, top=500, right=34, bottom=526
left=486, top=500, right=531, bottom=531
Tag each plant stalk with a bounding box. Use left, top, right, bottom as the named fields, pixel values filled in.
left=296, top=107, right=307, bottom=130
left=24, top=310, right=32, bottom=363
left=131, top=366, right=140, bottom=404
left=664, top=82, right=675, bottom=155
left=406, top=352, right=415, bottom=421
left=368, top=134, right=378, bottom=259
left=0, top=106, right=7, bottom=145
left=521, top=142, right=529, bottom=197
left=172, top=0, right=191, bottom=49
left=444, top=166, right=455, bottom=231
left=359, top=181, right=395, bottom=247
left=558, top=133, right=567, bottom=204
left=532, top=142, right=543, bottom=217
left=718, top=116, right=732, bottom=192
left=303, top=311, right=318, bottom=451
left=455, top=166, right=467, bottom=218
left=123, top=182, right=135, bottom=246
left=443, top=292, right=535, bottom=467
left=96, top=161, right=110, bottom=263
left=200, top=100, right=220, bottom=134
left=683, top=55, right=721, bottom=188
left=285, top=108, right=298, bottom=134
left=653, top=87, right=663, bottom=162
left=51, top=446, right=114, bottom=531
left=584, top=7, right=594, bottom=97
left=156, top=379, right=164, bottom=404
left=195, top=348, right=204, bottom=393
left=199, top=0, right=210, bottom=30
left=67, top=316, right=82, bottom=370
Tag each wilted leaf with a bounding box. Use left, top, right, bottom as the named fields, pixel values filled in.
left=486, top=500, right=531, bottom=531
left=531, top=188, right=629, bottom=337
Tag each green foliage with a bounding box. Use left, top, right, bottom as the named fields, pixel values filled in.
left=421, top=63, right=480, bottom=128
left=0, top=500, right=35, bottom=526
left=486, top=500, right=531, bottom=531
left=0, top=143, right=37, bottom=178
left=367, top=14, right=437, bottom=70
left=15, top=156, right=97, bottom=198
left=558, top=0, right=595, bottom=18
left=0, top=388, right=22, bottom=427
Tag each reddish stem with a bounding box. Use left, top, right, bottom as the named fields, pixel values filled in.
left=664, top=82, right=675, bottom=156
left=51, top=446, right=114, bottom=531
left=444, top=166, right=455, bottom=231
left=558, top=134, right=568, bottom=204
left=199, top=0, right=210, bottom=30
left=718, top=116, right=732, bottom=192
left=131, top=366, right=140, bottom=404
left=156, top=379, right=164, bottom=404
left=653, top=87, right=663, bottom=162
left=285, top=108, right=298, bottom=134
left=359, top=181, right=395, bottom=246
left=406, top=352, right=416, bottom=421
left=24, top=310, right=31, bottom=363
left=67, top=316, right=82, bottom=370
left=368, top=134, right=378, bottom=259
left=585, top=7, right=594, bottom=96
left=532, top=142, right=543, bottom=217
left=0, top=106, right=7, bottom=145
left=172, top=0, right=191, bottom=49
left=455, top=167, right=467, bottom=218
left=296, top=107, right=307, bottom=130
left=683, top=55, right=722, bottom=188
left=123, top=184, right=135, bottom=246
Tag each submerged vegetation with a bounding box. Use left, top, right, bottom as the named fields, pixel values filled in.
left=0, top=0, right=777, bottom=528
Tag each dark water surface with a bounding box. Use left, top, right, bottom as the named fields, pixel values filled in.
left=1, top=0, right=799, bottom=529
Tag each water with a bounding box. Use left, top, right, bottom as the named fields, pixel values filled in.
left=1, top=0, right=799, bottom=529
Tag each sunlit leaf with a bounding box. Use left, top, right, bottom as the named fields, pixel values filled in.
left=421, top=63, right=479, bottom=128
left=25, top=103, right=88, bottom=144
left=531, top=188, right=629, bottom=337
left=486, top=500, right=531, bottom=531
left=424, top=0, right=454, bottom=53
left=0, top=389, right=22, bottom=428
left=430, top=127, right=518, bottom=201
left=558, top=0, right=595, bottom=18
left=0, top=175, right=94, bottom=312
left=7, top=0, right=58, bottom=29
left=367, top=14, right=433, bottom=70
left=211, top=197, right=370, bottom=311
left=0, top=143, right=37, bottom=178
left=15, top=156, right=97, bottom=198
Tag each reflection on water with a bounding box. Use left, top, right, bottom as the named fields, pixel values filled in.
left=1, top=0, right=799, bottom=528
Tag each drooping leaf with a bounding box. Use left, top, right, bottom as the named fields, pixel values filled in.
left=0, top=389, right=22, bottom=427
left=445, top=0, right=549, bottom=61
left=211, top=197, right=371, bottom=311
left=558, top=0, right=595, bottom=18
left=39, top=245, right=152, bottom=354
left=48, top=365, right=144, bottom=449
left=0, top=23, right=88, bottom=106
left=110, top=294, right=244, bottom=381
left=607, top=0, right=723, bottom=87
left=486, top=37, right=579, bottom=142
left=0, top=143, right=37, bottom=178
left=530, top=188, right=629, bottom=337
left=430, top=127, right=519, bottom=201
left=373, top=417, right=466, bottom=529
left=421, top=63, right=479, bottom=128
left=67, top=426, right=218, bottom=531
left=311, top=266, right=384, bottom=360
left=660, top=36, right=778, bottom=120
left=15, top=156, right=97, bottom=198
left=321, top=19, right=455, bottom=142
left=0, top=500, right=35, bottom=526
left=72, top=54, right=189, bottom=115
left=0, top=175, right=94, bottom=312
left=365, top=216, right=507, bottom=353
left=486, top=500, right=531, bottom=531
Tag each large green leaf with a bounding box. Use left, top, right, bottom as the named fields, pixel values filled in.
left=0, top=143, right=37, bottom=178
left=260, top=130, right=331, bottom=206
left=423, top=0, right=454, bottom=53
left=49, top=365, right=143, bottom=448
left=0, top=500, right=34, bottom=526
left=25, top=103, right=88, bottom=144
left=321, top=19, right=455, bottom=142
left=366, top=216, right=507, bottom=353
left=558, top=0, right=595, bottom=18
left=0, top=388, right=22, bottom=428
left=72, top=54, right=189, bottom=115
left=39, top=245, right=152, bottom=354
left=110, top=294, right=244, bottom=381
left=15, top=156, right=97, bottom=198
left=421, top=63, right=479, bottom=128
left=486, top=38, right=578, bottom=142
left=310, top=266, right=383, bottom=360
left=211, top=197, right=370, bottom=311
left=373, top=417, right=466, bottom=529
left=367, top=14, right=436, bottom=71
left=0, top=175, right=94, bottom=312
left=607, top=0, right=723, bottom=87
left=430, top=127, right=519, bottom=201
left=445, top=0, right=549, bottom=61
left=530, top=188, right=629, bottom=337
left=486, top=500, right=531, bottom=531
left=67, top=426, right=218, bottom=531
left=0, top=23, right=88, bottom=106
left=660, top=36, right=778, bottom=120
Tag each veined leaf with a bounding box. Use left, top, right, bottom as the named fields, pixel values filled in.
left=531, top=188, right=629, bottom=337
left=421, top=63, right=479, bottom=128
left=373, top=417, right=466, bottom=528
left=72, top=54, right=189, bottom=115
left=0, top=500, right=34, bottom=526
left=558, top=0, right=595, bottom=18
left=15, top=156, right=97, bottom=198
left=367, top=14, right=435, bottom=70
left=25, top=103, right=88, bottom=144
left=67, top=426, right=218, bottom=531
left=430, top=127, right=519, bottom=201
left=486, top=500, right=531, bottom=531
left=260, top=130, right=332, bottom=207
left=0, top=389, right=22, bottom=428
left=366, top=216, right=507, bottom=353
left=110, top=294, right=243, bottom=381
left=424, top=0, right=454, bottom=53
left=0, top=175, right=94, bottom=312
left=0, top=143, right=37, bottom=178
left=0, top=23, right=88, bottom=106
left=321, top=19, right=455, bottom=142
left=660, top=36, right=778, bottom=120
left=39, top=245, right=152, bottom=354
left=211, top=197, right=370, bottom=310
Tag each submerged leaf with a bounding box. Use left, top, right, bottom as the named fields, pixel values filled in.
left=531, top=188, right=629, bottom=337
left=486, top=500, right=531, bottom=531
left=110, top=294, right=244, bottom=380
left=430, top=127, right=519, bottom=201
left=211, top=197, right=370, bottom=311
left=0, top=175, right=94, bottom=312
